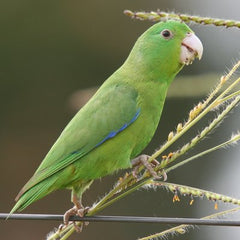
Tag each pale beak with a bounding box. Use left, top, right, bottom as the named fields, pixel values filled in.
left=180, top=32, right=203, bottom=65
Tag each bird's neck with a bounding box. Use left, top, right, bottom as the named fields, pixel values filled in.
left=120, top=40, right=184, bottom=86
left=117, top=58, right=180, bottom=93
left=121, top=58, right=182, bottom=88
left=111, top=63, right=172, bottom=112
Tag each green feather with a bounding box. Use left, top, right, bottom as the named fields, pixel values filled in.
left=16, top=83, right=139, bottom=199
left=10, top=20, right=201, bottom=214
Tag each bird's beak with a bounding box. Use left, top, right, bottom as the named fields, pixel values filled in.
left=180, top=32, right=203, bottom=65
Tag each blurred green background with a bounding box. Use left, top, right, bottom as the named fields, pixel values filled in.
left=1, top=0, right=240, bottom=239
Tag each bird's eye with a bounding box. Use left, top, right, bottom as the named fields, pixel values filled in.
left=161, top=29, right=173, bottom=39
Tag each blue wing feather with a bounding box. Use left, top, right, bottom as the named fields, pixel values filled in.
left=17, top=83, right=140, bottom=197
left=95, top=108, right=140, bottom=147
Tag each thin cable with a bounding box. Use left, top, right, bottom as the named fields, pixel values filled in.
left=1, top=213, right=240, bottom=226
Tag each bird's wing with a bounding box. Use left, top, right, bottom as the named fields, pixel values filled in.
left=17, top=82, right=140, bottom=199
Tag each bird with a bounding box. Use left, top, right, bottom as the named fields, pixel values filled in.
left=10, top=20, right=203, bottom=223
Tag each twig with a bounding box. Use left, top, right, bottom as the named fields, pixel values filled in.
left=124, top=10, right=240, bottom=28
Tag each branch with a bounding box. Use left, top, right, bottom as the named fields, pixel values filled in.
left=124, top=10, right=240, bottom=28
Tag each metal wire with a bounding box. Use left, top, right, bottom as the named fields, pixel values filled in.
left=1, top=213, right=240, bottom=226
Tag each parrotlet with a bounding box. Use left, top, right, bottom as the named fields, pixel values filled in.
left=10, top=20, right=203, bottom=222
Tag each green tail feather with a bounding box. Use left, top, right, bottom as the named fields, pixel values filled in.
left=9, top=178, right=56, bottom=217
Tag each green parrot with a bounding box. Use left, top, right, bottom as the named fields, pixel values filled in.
left=10, top=20, right=203, bottom=222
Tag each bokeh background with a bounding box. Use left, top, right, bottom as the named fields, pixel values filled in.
left=1, top=0, right=240, bottom=239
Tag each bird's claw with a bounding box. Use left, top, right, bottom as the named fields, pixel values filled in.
left=63, top=205, right=90, bottom=228
left=63, top=206, right=77, bottom=225
left=77, top=206, right=90, bottom=217
left=131, top=154, right=161, bottom=179
left=160, top=169, right=168, bottom=181
left=73, top=221, right=83, bottom=232
left=58, top=223, right=65, bottom=232
left=58, top=221, right=83, bottom=233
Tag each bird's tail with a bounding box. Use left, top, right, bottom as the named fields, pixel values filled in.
left=8, top=178, right=56, bottom=217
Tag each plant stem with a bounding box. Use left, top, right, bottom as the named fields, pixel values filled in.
left=166, top=133, right=240, bottom=173
left=124, top=10, right=240, bottom=28
left=49, top=63, right=240, bottom=240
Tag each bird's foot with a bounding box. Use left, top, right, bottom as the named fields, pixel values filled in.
left=157, top=168, right=167, bottom=181
left=62, top=205, right=90, bottom=232
left=58, top=222, right=84, bottom=233
left=131, top=154, right=167, bottom=180
left=63, top=206, right=78, bottom=225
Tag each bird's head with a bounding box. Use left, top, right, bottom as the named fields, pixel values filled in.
left=126, top=20, right=203, bottom=82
